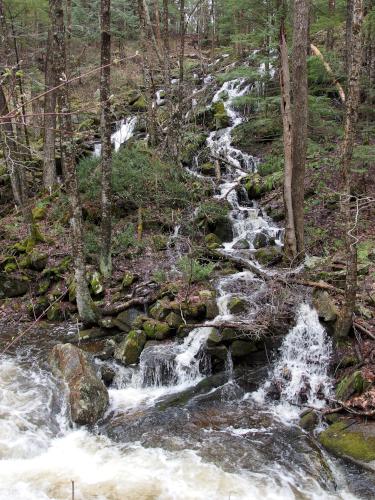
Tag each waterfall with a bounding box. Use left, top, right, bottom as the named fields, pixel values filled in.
left=252, top=304, right=333, bottom=419
left=93, top=115, right=137, bottom=156
left=271, top=304, right=333, bottom=407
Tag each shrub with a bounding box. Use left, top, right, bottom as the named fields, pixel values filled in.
left=177, top=256, right=215, bottom=283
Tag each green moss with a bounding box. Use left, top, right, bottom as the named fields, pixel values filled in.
left=32, top=205, right=47, bottom=221
left=114, top=330, right=147, bottom=365
left=205, top=233, right=222, bottom=250
left=230, top=340, right=257, bottom=357
left=336, top=371, right=371, bottom=401
left=143, top=319, right=172, bottom=340
left=228, top=297, right=246, bottom=314
left=254, top=246, right=283, bottom=266
left=149, top=300, right=171, bottom=320
left=200, top=162, right=216, bottom=176
left=319, top=421, right=375, bottom=462
left=89, top=271, right=104, bottom=296
left=122, top=271, right=136, bottom=289
left=131, top=95, right=147, bottom=111
left=211, top=101, right=230, bottom=129
left=4, top=262, right=17, bottom=273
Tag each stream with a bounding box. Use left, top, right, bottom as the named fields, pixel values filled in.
left=1, top=77, right=375, bottom=499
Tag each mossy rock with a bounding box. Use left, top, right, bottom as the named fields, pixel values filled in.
left=299, top=410, right=319, bottom=431
left=232, top=239, right=250, bottom=250
left=200, top=162, right=216, bottom=176
left=32, top=205, right=47, bottom=221
left=143, top=319, right=172, bottom=340
left=79, top=327, right=108, bottom=341
left=42, top=256, right=71, bottom=279
left=206, top=327, right=221, bottom=346
left=149, top=300, right=171, bottom=321
left=46, top=303, right=64, bottom=321
left=336, top=371, right=371, bottom=401
left=122, top=271, right=136, bottom=289
left=0, top=272, right=29, bottom=298
left=254, top=246, right=283, bottom=266
left=19, top=251, right=48, bottom=271
left=114, top=330, right=147, bottom=365
left=117, top=308, right=144, bottom=332
left=205, top=233, right=221, bottom=250
left=89, top=271, right=104, bottom=296
left=228, top=297, right=247, bottom=314
left=180, top=132, right=208, bottom=165
left=165, top=311, right=183, bottom=328
left=244, top=172, right=282, bottom=200
left=4, top=261, right=17, bottom=273
left=319, top=420, right=375, bottom=465
left=211, top=101, right=230, bottom=130
left=230, top=340, right=257, bottom=357
left=130, top=95, right=147, bottom=111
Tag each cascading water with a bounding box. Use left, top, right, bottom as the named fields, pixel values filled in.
left=93, top=115, right=137, bottom=156
left=252, top=304, right=334, bottom=421
left=1, top=69, right=373, bottom=500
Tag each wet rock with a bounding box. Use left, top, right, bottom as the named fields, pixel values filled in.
left=232, top=239, right=250, bottom=250
left=206, top=345, right=229, bottom=361
left=253, top=231, right=275, bottom=249
left=200, top=162, right=216, bottom=176
left=312, top=289, right=338, bottom=323
left=143, top=319, right=172, bottom=340
left=0, top=272, right=29, bottom=298
left=79, top=327, right=109, bottom=341
left=336, top=371, right=371, bottom=401
left=116, top=307, right=144, bottom=332
left=254, top=246, right=283, bottom=266
left=228, top=297, right=247, bottom=314
left=114, top=330, right=147, bottom=365
left=299, top=410, right=319, bottom=431
left=100, top=364, right=116, bottom=386
left=50, top=343, right=109, bottom=425
left=230, top=340, right=257, bottom=357
left=319, top=420, right=375, bottom=470
left=212, top=217, right=233, bottom=243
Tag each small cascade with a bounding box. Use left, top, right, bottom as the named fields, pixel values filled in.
left=252, top=304, right=333, bottom=419
left=93, top=115, right=137, bottom=156
left=271, top=304, right=333, bottom=408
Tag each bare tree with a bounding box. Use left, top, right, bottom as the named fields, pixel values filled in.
left=291, top=0, right=309, bottom=259
left=279, top=16, right=297, bottom=260
left=49, top=0, right=98, bottom=325
left=337, top=0, right=363, bottom=337
left=100, top=0, right=112, bottom=278
left=43, top=28, right=57, bottom=189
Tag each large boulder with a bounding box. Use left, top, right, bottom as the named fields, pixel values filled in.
left=0, top=272, right=29, bottom=298
left=312, top=289, right=338, bottom=323
left=143, top=319, right=172, bottom=340
left=114, top=330, right=147, bottom=365
left=254, top=246, right=283, bottom=266
left=319, top=419, right=375, bottom=471
left=49, top=343, right=109, bottom=425
left=115, top=307, right=144, bottom=332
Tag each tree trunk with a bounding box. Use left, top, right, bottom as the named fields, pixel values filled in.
left=326, top=0, right=335, bottom=50
left=49, top=0, right=98, bottom=325
left=0, top=85, right=34, bottom=235
left=137, top=0, right=157, bottom=146
left=43, top=29, right=57, bottom=189
left=345, top=0, right=354, bottom=75
left=337, top=0, right=363, bottom=337
left=291, top=0, right=309, bottom=259
left=99, top=0, right=112, bottom=278
left=279, top=20, right=297, bottom=261
left=178, top=0, right=186, bottom=104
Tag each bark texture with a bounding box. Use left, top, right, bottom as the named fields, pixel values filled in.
left=337, top=0, right=363, bottom=337
left=291, top=0, right=309, bottom=259
left=279, top=21, right=297, bottom=260
left=49, top=0, right=98, bottom=325
left=99, top=0, right=112, bottom=277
